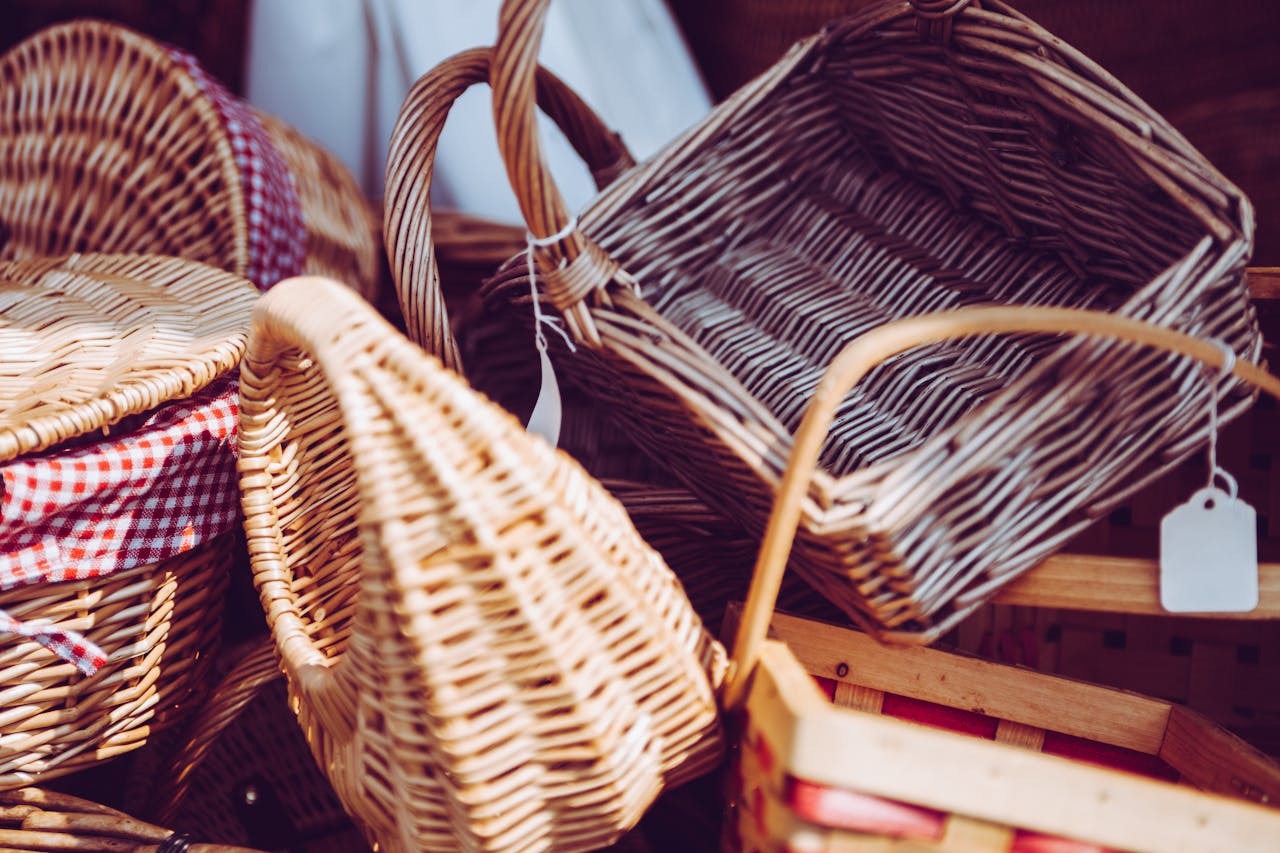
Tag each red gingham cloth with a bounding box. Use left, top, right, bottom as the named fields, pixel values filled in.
left=0, top=378, right=240, bottom=674
left=166, top=47, right=307, bottom=290
left=0, top=47, right=310, bottom=673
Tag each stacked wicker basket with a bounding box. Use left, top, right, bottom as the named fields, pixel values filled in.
left=0, top=17, right=379, bottom=812
left=6, top=3, right=1280, bottom=852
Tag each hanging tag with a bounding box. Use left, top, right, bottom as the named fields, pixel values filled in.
left=526, top=346, right=563, bottom=448
left=1160, top=486, right=1258, bottom=613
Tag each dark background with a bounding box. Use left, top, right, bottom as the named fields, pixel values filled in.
left=0, top=0, right=1273, bottom=258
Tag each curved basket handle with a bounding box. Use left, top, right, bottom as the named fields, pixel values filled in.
left=494, top=0, right=639, bottom=346
left=384, top=45, right=633, bottom=370
left=724, top=306, right=1280, bottom=708
left=239, top=277, right=404, bottom=739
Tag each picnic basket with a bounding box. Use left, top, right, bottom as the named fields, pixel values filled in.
left=0, top=787, right=264, bottom=853
left=0, top=19, right=379, bottom=298
left=237, top=276, right=725, bottom=852
left=719, top=304, right=1280, bottom=852
left=0, top=253, right=256, bottom=787
left=453, top=0, right=1261, bottom=643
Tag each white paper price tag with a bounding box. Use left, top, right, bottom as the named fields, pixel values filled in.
left=1160, top=486, right=1258, bottom=613
left=526, top=346, right=563, bottom=448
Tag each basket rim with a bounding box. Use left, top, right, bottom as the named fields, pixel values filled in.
left=0, top=253, right=257, bottom=462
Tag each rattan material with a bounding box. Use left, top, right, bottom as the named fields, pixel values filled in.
left=0, top=254, right=257, bottom=461
left=385, top=47, right=633, bottom=370
left=237, top=276, right=725, bottom=853
left=0, top=534, right=230, bottom=788
left=259, top=111, right=381, bottom=297
left=463, top=0, right=1260, bottom=643
left=146, top=642, right=366, bottom=853
left=0, top=787, right=264, bottom=852
left=0, top=252, right=251, bottom=788
left=0, top=19, right=379, bottom=301
left=718, top=305, right=1280, bottom=852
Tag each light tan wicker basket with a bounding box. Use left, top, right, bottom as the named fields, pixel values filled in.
left=452, top=0, right=1261, bottom=643
left=0, top=787, right=264, bottom=853
left=0, top=19, right=379, bottom=299
left=237, top=276, right=725, bottom=852
left=0, top=254, right=256, bottom=788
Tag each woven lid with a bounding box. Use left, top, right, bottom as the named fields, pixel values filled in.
left=0, top=20, right=307, bottom=290
left=0, top=253, right=256, bottom=461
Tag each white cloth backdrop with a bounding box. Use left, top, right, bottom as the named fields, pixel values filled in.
left=245, top=0, right=711, bottom=222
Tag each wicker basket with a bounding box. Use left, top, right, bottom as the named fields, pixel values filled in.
left=0, top=254, right=256, bottom=787
left=0, top=19, right=379, bottom=299
left=457, top=0, right=1260, bottom=643
left=143, top=642, right=367, bottom=853
left=0, top=787, right=264, bottom=853
left=668, top=0, right=1280, bottom=264
left=719, top=305, right=1280, bottom=852
left=237, top=276, right=725, bottom=852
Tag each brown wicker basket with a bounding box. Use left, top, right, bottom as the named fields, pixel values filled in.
left=0, top=254, right=256, bottom=788
left=667, top=0, right=1280, bottom=263
left=458, top=0, right=1260, bottom=644
left=0, top=787, right=264, bottom=852
left=0, top=19, right=379, bottom=299
left=144, top=642, right=367, bottom=853
left=718, top=303, right=1280, bottom=853
left=237, top=276, right=725, bottom=852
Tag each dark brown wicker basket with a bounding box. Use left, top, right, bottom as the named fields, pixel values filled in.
left=458, top=0, right=1259, bottom=643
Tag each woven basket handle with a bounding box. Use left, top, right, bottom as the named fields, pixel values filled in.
left=385, top=45, right=633, bottom=369
left=725, top=306, right=1280, bottom=708
left=493, top=0, right=640, bottom=345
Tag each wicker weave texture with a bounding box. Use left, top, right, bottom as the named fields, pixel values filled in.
left=0, top=786, right=263, bottom=852
left=238, top=276, right=724, bottom=852
left=148, top=642, right=367, bottom=852
left=0, top=20, right=379, bottom=301
left=470, top=0, right=1258, bottom=643
left=0, top=535, right=230, bottom=789
left=0, top=253, right=257, bottom=461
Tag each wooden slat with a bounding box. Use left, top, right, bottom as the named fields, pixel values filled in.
left=992, top=553, right=1280, bottom=618
left=1159, top=705, right=1280, bottom=805
left=749, top=643, right=1280, bottom=853
left=1248, top=268, right=1280, bottom=300
left=766, top=610, right=1172, bottom=754
left=994, top=720, right=1045, bottom=752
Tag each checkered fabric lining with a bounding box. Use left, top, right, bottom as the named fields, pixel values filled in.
left=0, top=377, right=240, bottom=674
left=166, top=47, right=306, bottom=290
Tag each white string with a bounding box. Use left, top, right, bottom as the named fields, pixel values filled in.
left=526, top=217, right=579, bottom=355
left=1206, top=339, right=1238, bottom=499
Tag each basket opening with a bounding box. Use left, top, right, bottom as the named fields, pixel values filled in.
left=592, top=14, right=1241, bottom=482
left=261, top=348, right=363, bottom=663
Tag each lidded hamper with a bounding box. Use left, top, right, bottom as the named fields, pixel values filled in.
left=237, top=276, right=725, bottom=852
left=0, top=253, right=257, bottom=787
left=444, top=0, right=1264, bottom=642
left=0, top=19, right=380, bottom=298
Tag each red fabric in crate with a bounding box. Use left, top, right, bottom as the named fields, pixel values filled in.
left=793, top=674, right=1170, bottom=850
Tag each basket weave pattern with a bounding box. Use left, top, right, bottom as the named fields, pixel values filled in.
left=481, top=0, right=1257, bottom=642
left=238, top=277, right=725, bottom=852
left=0, top=20, right=379, bottom=300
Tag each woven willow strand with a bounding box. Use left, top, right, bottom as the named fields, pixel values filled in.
left=238, top=276, right=724, bottom=853
left=471, top=0, right=1257, bottom=641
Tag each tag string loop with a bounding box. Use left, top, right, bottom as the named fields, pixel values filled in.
left=526, top=218, right=579, bottom=355
left=1206, top=339, right=1238, bottom=499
